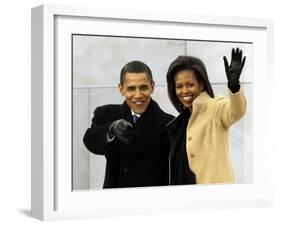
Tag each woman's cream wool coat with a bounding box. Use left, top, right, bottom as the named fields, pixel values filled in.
left=186, top=89, right=247, bottom=184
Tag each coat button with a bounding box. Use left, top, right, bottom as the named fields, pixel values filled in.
left=123, top=168, right=128, bottom=173
left=188, top=136, right=192, bottom=141
left=190, top=153, right=195, bottom=158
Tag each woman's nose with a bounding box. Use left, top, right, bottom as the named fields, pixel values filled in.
left=182, top=86, right=190, bottom=93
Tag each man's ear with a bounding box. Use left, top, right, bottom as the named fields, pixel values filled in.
left=118, top=83, right=124, bottom=96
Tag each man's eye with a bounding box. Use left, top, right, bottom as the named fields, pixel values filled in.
left=140, top=86, right=149, bottom=91
left=127, top=87, right=135, bottom=91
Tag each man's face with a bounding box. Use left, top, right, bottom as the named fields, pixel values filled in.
left=119, top=72, right=155, bottom=114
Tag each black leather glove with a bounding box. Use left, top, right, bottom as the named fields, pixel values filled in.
left=223, top=48, right=246, bottom=93
left=108, top=119, right=135, bottom=144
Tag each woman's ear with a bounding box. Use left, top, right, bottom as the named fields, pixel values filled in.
left=151, top=81, right=155, bottom=93
left=200, top=82, right=204, bottom=92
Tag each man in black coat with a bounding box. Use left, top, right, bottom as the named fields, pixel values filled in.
left=83, top=61, right=174, bottom=188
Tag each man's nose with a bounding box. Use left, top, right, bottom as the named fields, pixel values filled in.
left=134, top=89, right=143, bottom=98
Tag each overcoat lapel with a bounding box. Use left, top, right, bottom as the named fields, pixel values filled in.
left=121, top=101, right=134, bottom=124
left=127, top=100, right=168, bottom=162
left=166, top=109, right=190, bottom=161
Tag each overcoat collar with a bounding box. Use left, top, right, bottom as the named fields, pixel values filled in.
left=167, top=91, right=212, bottom=134
left=167, top=108, right=190, bottom=135
left=121, top=99, right=169, bottom=163
left=188, top=91, right=211, bottom=127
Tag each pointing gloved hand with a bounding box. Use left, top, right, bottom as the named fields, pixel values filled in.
left=223, top=48, right=246, bottom=93
left=108, top=119, right=135, bottom=144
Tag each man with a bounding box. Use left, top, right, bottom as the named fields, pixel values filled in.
left=83, top=60, right=174, bottom=188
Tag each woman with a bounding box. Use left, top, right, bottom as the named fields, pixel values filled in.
left=166, top=48, right=247, bottom=185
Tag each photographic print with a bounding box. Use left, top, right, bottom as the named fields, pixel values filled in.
left=31, top=4, right=273, bottom=220
left=72, top=35, right=253, bottom=190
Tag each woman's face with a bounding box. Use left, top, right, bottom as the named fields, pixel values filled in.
left=175, top=69, right=203, bottom=109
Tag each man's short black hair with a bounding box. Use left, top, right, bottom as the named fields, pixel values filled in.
left=120, top=60, right=153, bottom=84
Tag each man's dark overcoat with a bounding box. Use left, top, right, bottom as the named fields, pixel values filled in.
left=83, top=99, right=174, bottom=188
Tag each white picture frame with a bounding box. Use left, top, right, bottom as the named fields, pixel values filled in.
left=31, top=4, right=274, bottom=221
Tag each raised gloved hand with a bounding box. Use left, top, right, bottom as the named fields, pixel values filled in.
left=223, top=48, right=246, bottom=93
left=108, top=119, right=135, bottom=144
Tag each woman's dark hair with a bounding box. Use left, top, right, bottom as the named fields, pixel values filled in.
left=166, top=55, right=214, bottom=112
left=120, top=60, right=153, bottom=84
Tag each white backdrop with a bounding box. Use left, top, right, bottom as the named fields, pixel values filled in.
left=0, top=0, right=280, bottom=225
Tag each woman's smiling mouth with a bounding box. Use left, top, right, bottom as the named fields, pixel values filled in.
left=182, top=95, right=193, bottom=101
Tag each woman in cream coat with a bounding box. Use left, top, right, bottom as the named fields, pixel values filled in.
left=166, top=48, right=247, bottom=185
